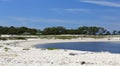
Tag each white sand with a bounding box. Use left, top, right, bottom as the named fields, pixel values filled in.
left=0, top=38, right=120, bottom=66
left=18, top=38, right=120, bottom=48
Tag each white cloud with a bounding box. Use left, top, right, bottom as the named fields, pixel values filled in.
left=8, top=16, right=77, bottom=23
left=50, top=8, right=89, bottom=14
left=80, top=0, right=120, bottom=7
left=63, top=8, right=91, bottom=13
left=63, top=8, right=88, bottom=12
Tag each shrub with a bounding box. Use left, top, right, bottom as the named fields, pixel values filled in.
left=0, top=38, right=7, bottom=40
left=4, top=47, right=10, bottom=51
left=23, top=48, right=30, bottom=50
left=81, top=61, right=86, bottom=65
left=47, top=48, right=58, bottom=50
left=54, top=36, right=78, bottom=39
left=0, top=45, right=3, bottom=47
left=15, top=37, right=26, bottom=40
left=69, top=53, right=78, bottom=56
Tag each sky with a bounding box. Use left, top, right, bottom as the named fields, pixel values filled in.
left=0, top=0, right=120, bottom=30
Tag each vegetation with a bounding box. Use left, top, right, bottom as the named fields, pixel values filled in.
left=0, top=37, right=27, bottom=40
left=47, top=48, right=58, bottom=50
left=0, top=26, right=39, bottom=35
left=43, top=26, right=66, bottom=35
left=54, top=36, right=78, bottom=39
left=23, top=48, right=30, bottom=50
left=4, top=47, right=10, bottom=51
left=39, top=35, right=79, bottom=39
left=0, top=45, right=3, bottom=47
left=12, top=37, right=26, bottom=40
left=0, top=37, right=7, bottom=40
left=0, top=26, right=120, bottom=36
left=42, top=26, right=120, bottom=35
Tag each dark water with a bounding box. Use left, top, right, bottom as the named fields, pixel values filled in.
left=35, top=42, right=120, bottom=53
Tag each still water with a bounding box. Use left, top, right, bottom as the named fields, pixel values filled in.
left=35, top=42, right=120, bottom=53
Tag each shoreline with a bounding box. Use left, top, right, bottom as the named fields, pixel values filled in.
left=1, top=38, right=120, bottom=48
left=17, top=38, right=120, bottom=48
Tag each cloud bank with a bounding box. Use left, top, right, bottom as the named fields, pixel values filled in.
left=80, top=0, right=120, bottom=7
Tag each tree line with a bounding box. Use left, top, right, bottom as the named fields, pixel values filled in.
left=43, top=26, right=120, bottom=35
left=0, top=26, right=38, bottom=35
left=0, top=26, right=120, bottom=35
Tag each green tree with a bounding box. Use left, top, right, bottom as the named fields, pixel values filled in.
left=112, top=30, right=117, bottom=35
left=8, top=26, right=17, bottom=34
left=43, top=26, right=66, bottom=35
left=118, top=31, right=120, bottom=35
left=105, top=31, right=111, bottom=35
left=78, top=26, right=102, bottom=35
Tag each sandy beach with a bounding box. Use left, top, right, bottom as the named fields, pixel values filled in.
left=18, top=38, right=120, bottom=48
left=0, top=38, right=120, bottom=66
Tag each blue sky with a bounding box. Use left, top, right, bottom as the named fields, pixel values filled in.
left=0, top=0, right=120, bottom=30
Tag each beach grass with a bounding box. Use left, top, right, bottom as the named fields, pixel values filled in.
left=23, top=48, right=30, bottom=50
left=4, top=47, right=10, bottom=51
left=47, top=48, right=58, bottom=50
